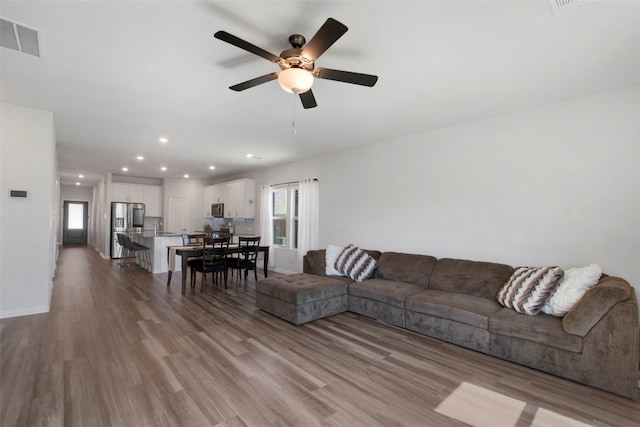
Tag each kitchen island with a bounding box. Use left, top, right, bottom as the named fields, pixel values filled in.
left=130, top=232, right=183, bottom=274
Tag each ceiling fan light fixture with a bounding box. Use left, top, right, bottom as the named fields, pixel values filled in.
left=278, top=68, right=313, bottom=94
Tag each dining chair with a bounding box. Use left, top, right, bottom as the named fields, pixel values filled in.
left=190, top=236, right=231, bottom=291
left=227, top=236, right=261, bottom=282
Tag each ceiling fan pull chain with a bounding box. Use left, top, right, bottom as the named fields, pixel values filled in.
left=292, top=95, right=297, bottom=135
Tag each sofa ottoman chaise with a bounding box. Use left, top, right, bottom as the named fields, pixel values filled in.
left=255, top=273, right=348, bottom=325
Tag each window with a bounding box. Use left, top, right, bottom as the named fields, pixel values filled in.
left=272, top=186, right=299, bottom=249
left=68, top=203, right=85, bottom=230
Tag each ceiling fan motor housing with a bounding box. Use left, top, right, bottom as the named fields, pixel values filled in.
left=278, top=47, right=314, bottom=71
left=288, top=34, right=305, bottom=48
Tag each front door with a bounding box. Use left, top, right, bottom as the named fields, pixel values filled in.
left=63, top=201, right=88, bottom=245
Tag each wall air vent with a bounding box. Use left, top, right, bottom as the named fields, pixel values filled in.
left=548, top=0, right=593, bottom=17
left=0, top=18, right=40, bottom=57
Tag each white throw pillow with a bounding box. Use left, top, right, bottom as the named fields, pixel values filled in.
left=325, top=245, right=345, bottom=276
left=541, top=264, right=602, bottom=317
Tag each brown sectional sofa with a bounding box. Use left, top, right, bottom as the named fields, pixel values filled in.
left=299, top=249, right=639, bottom=399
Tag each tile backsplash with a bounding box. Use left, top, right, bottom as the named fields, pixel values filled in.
left=144, top=216, right=162, bottom=231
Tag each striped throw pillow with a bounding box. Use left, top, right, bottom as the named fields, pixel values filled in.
left=335, top=244, right=378, bottom=282
left=497, top=266, right=564, bottom=315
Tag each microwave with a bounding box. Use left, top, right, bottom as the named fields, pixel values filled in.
left=211, top=203, right=224, bottom=218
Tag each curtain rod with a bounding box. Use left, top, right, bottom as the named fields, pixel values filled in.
left=270, top=178, right=317, bottom=187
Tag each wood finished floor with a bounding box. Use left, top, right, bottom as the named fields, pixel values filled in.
left=1, top=246, right=639, bottom=427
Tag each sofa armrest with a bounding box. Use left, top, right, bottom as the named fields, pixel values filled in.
left=562, top=276, right=633, bottom=336
left=303, top=250, right=327, bottom=276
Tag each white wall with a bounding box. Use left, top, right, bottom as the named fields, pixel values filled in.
left=0, top=103, right=57, bottom=318
left=94, top=175, right=111, bottom=258
left=230, top=85, right=640, bottom=296
left=162, top=178, right=205, bottom=233
left=59, top=184, right=94, bottom=245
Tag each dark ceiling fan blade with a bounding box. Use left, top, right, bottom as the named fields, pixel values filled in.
left=299, top=90, right=318, bottom=109
left=214, top=31, right=281, bottom=63
left=315, top=68, right=378, bottom=87
left=300, top=18, right=348, bottom=61
left=229, top=73, right=278, bottom=91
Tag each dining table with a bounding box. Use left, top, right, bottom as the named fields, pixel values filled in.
left=166, top=244, right=270, bottom=294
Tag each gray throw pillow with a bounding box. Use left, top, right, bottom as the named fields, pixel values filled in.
left=335, top=244, right=377, bottom=282
left=497, top=266, right=564, bottom=315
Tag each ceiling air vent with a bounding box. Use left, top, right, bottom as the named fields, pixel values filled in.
left=548, top=0, right=593, bottom=17
left=0, top=18, right=40, bottom=57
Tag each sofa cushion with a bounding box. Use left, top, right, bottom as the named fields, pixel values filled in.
left=335, top=245, right=378, bottom=282
left=303, top=249, right=329, bottom=276
left=375, top=252, right=437, bottom=288
left=348, top=279, right=424, bottom=308
left=497, top=266, right=564, bottom=315
left=405, top=289, right=502, bottom=329
left=489, top=307, right=583, bottom=353
left=429, top=258, right=514, bottom=299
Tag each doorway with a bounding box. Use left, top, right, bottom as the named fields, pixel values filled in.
left=63, top=201, right=88, bottom=245
left=168, top=196, right=189, bottom=234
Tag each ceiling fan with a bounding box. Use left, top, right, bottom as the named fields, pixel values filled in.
left=214, top=18, right=378, bottom=109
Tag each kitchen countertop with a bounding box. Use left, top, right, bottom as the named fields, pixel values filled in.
left=140, top=231, right=181, bottom=238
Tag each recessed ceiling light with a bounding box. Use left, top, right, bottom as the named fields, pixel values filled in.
left=136, top=155, right=144, bottom=160
left=122, top=167, right=128, bottom=172
left=78, top=174, right=84, bottom=178
left=245, top=153, right=254, bottom=158
left=209, top=165, right=215, bottom=170
left=161, top=166, right=167, bottom=171
left=159, top=137, right=168, bottom=143
left=76, top=182, right=80, bottom=186
left=184, top=174, right=189, bottom=178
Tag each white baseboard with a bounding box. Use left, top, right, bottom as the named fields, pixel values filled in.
left=0, top=305, right=50, bottom=319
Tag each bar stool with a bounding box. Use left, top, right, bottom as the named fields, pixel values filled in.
left=116, top=233, right=131, bottom=268
left=124, top=235, right=151, bottom=271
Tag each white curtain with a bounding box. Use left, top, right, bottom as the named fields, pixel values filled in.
left=297, top=178, right=319, bottom=271
left=259, top=184, right=275, bottom=268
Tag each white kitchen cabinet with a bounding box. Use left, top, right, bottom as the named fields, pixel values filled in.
left=143, top=185, right=162, bottom=217
left=223, top=181, right=238, bottom=218
left=203, top=184, right=224, bottom=216
left=112, top=182, right=129, bottom=202
left=113, top=183, right=162, bottom=216
left=223, top=179, right=255, bottom=218
left=112, top=183, right=144, bottom=202
left=212, top=185, right=224, bottom=205
left=129, top=184, right=144, bottom=203
left=202, top=179, right=255, bottom=218
left=204, top=185, right=215, bottom=216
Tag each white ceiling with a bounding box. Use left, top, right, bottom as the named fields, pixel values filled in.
left=2, top=1, right=640, bottom=187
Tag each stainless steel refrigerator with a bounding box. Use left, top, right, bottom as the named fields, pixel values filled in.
left=110, top=202, right=145, bottom=258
